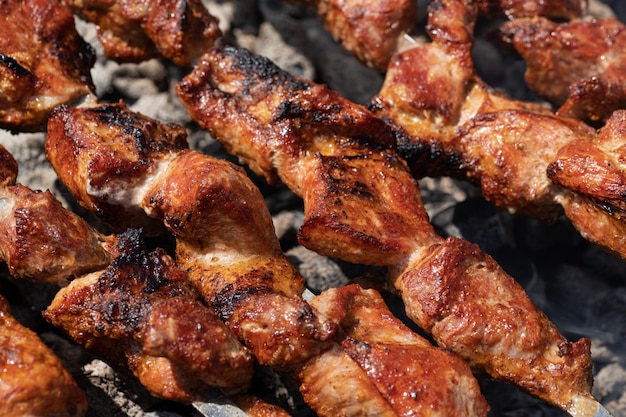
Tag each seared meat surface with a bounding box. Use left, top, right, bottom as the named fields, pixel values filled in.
left=0, top=145, right=115, bottom=284
left=44, top=229, right=255, bottom=402
left=477, top=0, right=586, bottom=19
left=287, top=0, right=418, bottom=70
left=500, top=15, right=626, bottom=123
left=176, top=43, right=597, bottom=415
left=45, top=101, right=498, bottom=416
left=46, top=102, right=337, bottom=372
left=0, top=0, right=95, bottom=132
left=372, top=0, right=626, bottom=260
left=308, top=283, right=490, bottom=416
left=63, top=0, right=221, bottom=65
left=0, top=293, right=88, bottom=417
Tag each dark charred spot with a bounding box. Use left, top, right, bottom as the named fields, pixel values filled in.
left=222, top=46, right=310, bottom=92
left=0, top=53, right=30, bottom=77
left=213, top=284, right=274, bottom=321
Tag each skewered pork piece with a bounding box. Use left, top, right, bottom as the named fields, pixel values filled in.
left=370, top=0, right=626, bottom=260
left=499, top=15, right=626, bottom=124
left=476, top=0, right=586, bottom=19
left=305, top=283, right=490, bottom=416
left=0, top=0, right=96, bottom=133
left=175, top=44, right=601, bottom=416
left=45, top=101, right=492, bottom=416
left=46, top=101, right=338, bottom=372
left=286, top=0, right=418, bottom=70
left=0, top=293, right=88, bottom=417
left=44, top=229, right=255, bottom=402
left=62, top=0, right=222, bottom=66
left=0, top=144, right=255, bottom=404
left=0, top=144, right=116, bottom=284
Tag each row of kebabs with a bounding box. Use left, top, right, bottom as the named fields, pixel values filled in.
left=1, top=0, right=624, bottom=415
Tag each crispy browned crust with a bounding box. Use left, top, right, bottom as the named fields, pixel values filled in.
left=233, top=394, right=292, bottom=417
left=0, top=0, right=95, bottom=132
left=177, top=46, right=440, bottom=266
left=0, top=144, right=18, bottom=186
left=44, top=229, right=255, bottom=401
left=396, top=236, right=593, bottom=410
left=310, top=284, right=490, bottom=416
left=45, top=101, right=338, bottom=371
left=0, top=183, right=114, bottom=284
left=500, top=16, right=626, bottom=124
left=62, top=0, right=221, bottom=66
left=315, top=0, right=418, bottom=70
left=176, top=42, right=595, bottom=413
left=373, top=0, right=626, bottom=261
left=0, top=294, right=88, bottom=417
left=46, top=102, right=189, bottom=235
left=477, top=0, right=586, bottom=19
left=547, top=110, right=626, bottom=258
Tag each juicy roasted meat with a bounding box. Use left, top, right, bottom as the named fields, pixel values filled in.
left=46, top=101, right=189, bottom=235
left=547, top=110, right=626, bottom=252
left=44, top=229, right=255, bottom=402
left=177, top=46, right=439, bottom=267
left=63, top=0, right=221, bottom=66
left=234, top=394, right=293, bottom=416
left=0, top=293, right=88, bottom=417
left=371, top=0, right=626, bottom=260
left=477, top=0, right=586, bottom=19
left=45, top=102, right=338, bottom=372
left=0, top=0, right=96, bottom=132
left=0, top=145, right=116, bottom=284
left=500, top=16, right=626, bottom=123
left=288, top=0, right=418, bottom=70
left=307, top=284, right=490, bottom=416
left=45, top=102, right=495, bottom=416
left=175, top=44, right=598, bottom=415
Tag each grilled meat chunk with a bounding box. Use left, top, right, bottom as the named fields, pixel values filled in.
left=372, top=0, right=626, bottom=260
left=308, top=284, right=490, bottom=416
left=46, top=102, right=338, bottom=371
left=500, top=16, right=626, bottom=124
left=0, top=293, right=88, bottom=417
left=175, top=44, right=597, bottom=415
left=288, top=0, right=418, bottom=70
left=0, top=0, right=95, bottom=132
left=63, top=0, right=221, bottom=65
left=44, top=229, right=255, bottom=402
left=477, top=0, right=586, bottom=19
left=0, top=145, right=115, bottom=284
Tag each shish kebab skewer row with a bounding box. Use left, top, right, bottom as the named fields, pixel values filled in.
left=370, top=0, right=626, bottom=261
left=44, top=101, right=490, bottom=416
left=0, top=144, right=267, bottom=414
left=172, top=44, right=608, bottom=416
left=0, top=0, right=490, bottom=415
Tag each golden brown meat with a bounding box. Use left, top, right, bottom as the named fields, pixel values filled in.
left=547, top=110, right=626, bottom=254
left=308, top=284, right=490, bottom=416
left=233, top=394, right=293, bottom=417
left=371, top=0, right=626, bottom=260
left=44, top=229, right=255, bottom=402
left=46, top=102, right=338, bottom=372
left=0, top=293, right=88, bottom=417
left=63, top=0, right=221, bottom=66
left=44, top=102, right=496, bottom=416
left=175, top=44, right=598, bottom=415
left=500, top=16, right=626, bottom=124
left=288, top=0, right=418, bottom=70
left=477, top=0, right=586, bottom=19
left=0, top=0, right=96, bottom=132
left=0, top=145, right=116, bottom=284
